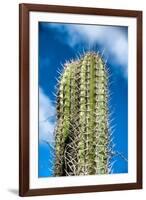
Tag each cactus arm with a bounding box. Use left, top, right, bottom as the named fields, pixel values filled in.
left=55, top=67, right=71, bottom=176
left=64, top=61, right=80, bottom=175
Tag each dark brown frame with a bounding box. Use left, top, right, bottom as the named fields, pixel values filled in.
left=19, top=3, right=143, bottom=197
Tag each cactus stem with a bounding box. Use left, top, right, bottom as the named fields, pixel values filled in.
left=55, top=51, right=111, bottom=176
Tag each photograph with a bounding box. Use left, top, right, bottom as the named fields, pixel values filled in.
left=38, top=22, right=128, bottom=178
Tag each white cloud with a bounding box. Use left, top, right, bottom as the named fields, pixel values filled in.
left=50, top=24, right=128, bottom=77
left=68, top=25, right=127, bottom=65
left=39, top=87, right=56, bottom=144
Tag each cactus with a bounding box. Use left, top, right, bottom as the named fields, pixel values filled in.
left=54, top=52, right=109, bottom=176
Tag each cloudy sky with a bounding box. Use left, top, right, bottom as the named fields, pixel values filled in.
left=38, top=22, right=128, bottom=177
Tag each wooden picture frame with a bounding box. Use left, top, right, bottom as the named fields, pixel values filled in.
left=19, top=3, right=142, bottom=196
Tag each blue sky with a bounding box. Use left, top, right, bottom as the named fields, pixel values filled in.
left=38, top=22, right=128, bottom=177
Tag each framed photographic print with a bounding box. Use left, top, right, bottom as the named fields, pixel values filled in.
left=19, top=3, right=142, bottom=196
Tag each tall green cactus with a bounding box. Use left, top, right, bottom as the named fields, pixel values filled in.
left=55, top=52, right=109, bottom=176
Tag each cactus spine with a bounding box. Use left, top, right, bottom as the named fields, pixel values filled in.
left=55, top=52, right=109, bottom=176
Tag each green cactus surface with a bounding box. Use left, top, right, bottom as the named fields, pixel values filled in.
left=55, top=52, right=109, bottom=176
